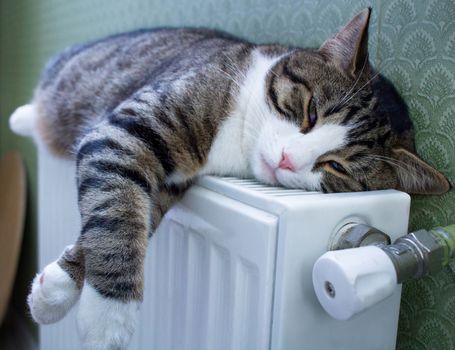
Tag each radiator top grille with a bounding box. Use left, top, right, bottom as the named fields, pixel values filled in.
left=216, top=177, right=318, bottom=197
left=195, top=176, right=322, bottom=215
left=195, top=176, right=403, bottom=216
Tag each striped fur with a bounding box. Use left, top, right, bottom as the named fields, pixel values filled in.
left=24, top=8, right=450, bottom=349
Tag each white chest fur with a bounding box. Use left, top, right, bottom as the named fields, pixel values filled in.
left=199, top=50, right=282, bottom=178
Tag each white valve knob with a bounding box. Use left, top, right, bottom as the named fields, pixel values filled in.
left=312, top=245, right=397, bottom=320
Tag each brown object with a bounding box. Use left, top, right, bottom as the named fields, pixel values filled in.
left=0, top=151, right=26, bottom=324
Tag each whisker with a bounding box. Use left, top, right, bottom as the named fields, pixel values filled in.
left=362, top=154, right=413, bottom=174
left=340, top=71, right=382, bottom=108
left=332, top=61, right=388, bottom=114
left=332, top=55, right=369, bottom=113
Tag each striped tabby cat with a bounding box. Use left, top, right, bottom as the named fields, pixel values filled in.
left=10, top=8, right=449, bottom=350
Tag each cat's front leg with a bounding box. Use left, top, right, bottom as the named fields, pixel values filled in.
left=77, top=190, right=150, bottom=350
left=74, top=129, right=155, bottom=349
left=74, top=102, right=193, bottom=349
left=76, top=183, right=189, bottom=350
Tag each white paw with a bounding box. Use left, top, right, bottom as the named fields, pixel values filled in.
left=77, top=283, right=140, bottom=350
left=27, top=260, right=80, bottom=324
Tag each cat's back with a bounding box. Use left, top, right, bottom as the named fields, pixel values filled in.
left=32, top=28, right=252, bottom=157
left=38, top=28, right=245, bottom=91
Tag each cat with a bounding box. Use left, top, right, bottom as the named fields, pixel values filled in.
left=9, top=7, right=450, bottom=350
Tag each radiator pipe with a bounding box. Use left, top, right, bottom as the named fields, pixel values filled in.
left=382, top=225, right=455, bottom=283
left=312, top=224, right=455, bottom=320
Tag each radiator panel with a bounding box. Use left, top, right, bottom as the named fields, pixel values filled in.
left=37, top=146, right=410, bottom=350
left=131, top=193, right=278, bottom=350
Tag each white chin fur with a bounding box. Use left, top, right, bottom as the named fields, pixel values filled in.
left=28, top=259, right=80, bottom=324
left=77, top=283, right=140, bottom=350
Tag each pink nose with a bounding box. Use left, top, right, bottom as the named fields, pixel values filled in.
left=278, top=152, right=295, bottom=172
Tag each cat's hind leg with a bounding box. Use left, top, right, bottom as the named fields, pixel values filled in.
left=28, top=243, right=84, bottom=324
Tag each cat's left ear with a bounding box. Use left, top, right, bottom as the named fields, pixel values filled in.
left=391, top=147, right=451, bottom=195
left=319, top=8, right=371, bottom=77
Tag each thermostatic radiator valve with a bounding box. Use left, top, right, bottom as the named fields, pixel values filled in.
left=312, top=224, right=455, bottom=320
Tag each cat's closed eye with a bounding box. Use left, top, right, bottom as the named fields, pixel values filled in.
left=316, top=160, right=349, bottom=177
left=302, top=96, right=317, bottom=133
left=326, top=160, right=348, bottom=175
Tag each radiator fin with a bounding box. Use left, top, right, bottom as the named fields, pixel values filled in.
left=206, top=244, right=232, bottom=350
left=232, top=258, right=260, bottom=350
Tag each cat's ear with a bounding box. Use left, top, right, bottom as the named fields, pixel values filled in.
left=319, top=8, right=371, bottom=77
left=391, top=147, right=451, bottom=195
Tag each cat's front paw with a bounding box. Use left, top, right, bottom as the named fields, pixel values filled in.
left=27, top=258, right=80, bottom=324
left=77, top=283, right=140, bottom=350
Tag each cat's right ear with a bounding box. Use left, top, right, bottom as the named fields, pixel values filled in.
left=319, top=8, right=371, bottom=78
left=391, top=147, right=451, bottom=195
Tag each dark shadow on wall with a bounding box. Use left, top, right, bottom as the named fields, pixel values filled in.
left=0, top=0, right=39, bottom=339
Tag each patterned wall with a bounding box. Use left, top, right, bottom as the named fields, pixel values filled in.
left=0, top=0, right=453, bottom=348
left=377, top=1, right=455, bottom=349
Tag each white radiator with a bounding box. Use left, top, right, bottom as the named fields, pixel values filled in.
left=38, top=145, right=410, bottom=350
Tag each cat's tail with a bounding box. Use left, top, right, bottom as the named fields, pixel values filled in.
left=9, top=104, right=37, bottom=137
left=9, top=102, right=74, bottom=158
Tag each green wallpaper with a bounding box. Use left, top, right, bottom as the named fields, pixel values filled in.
left=0, top=0, right=453, bottom=348
left=377, top=1, right=455, bottom=349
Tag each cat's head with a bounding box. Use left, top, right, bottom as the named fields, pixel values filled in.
left=251, top=8, right=450, bottom=194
